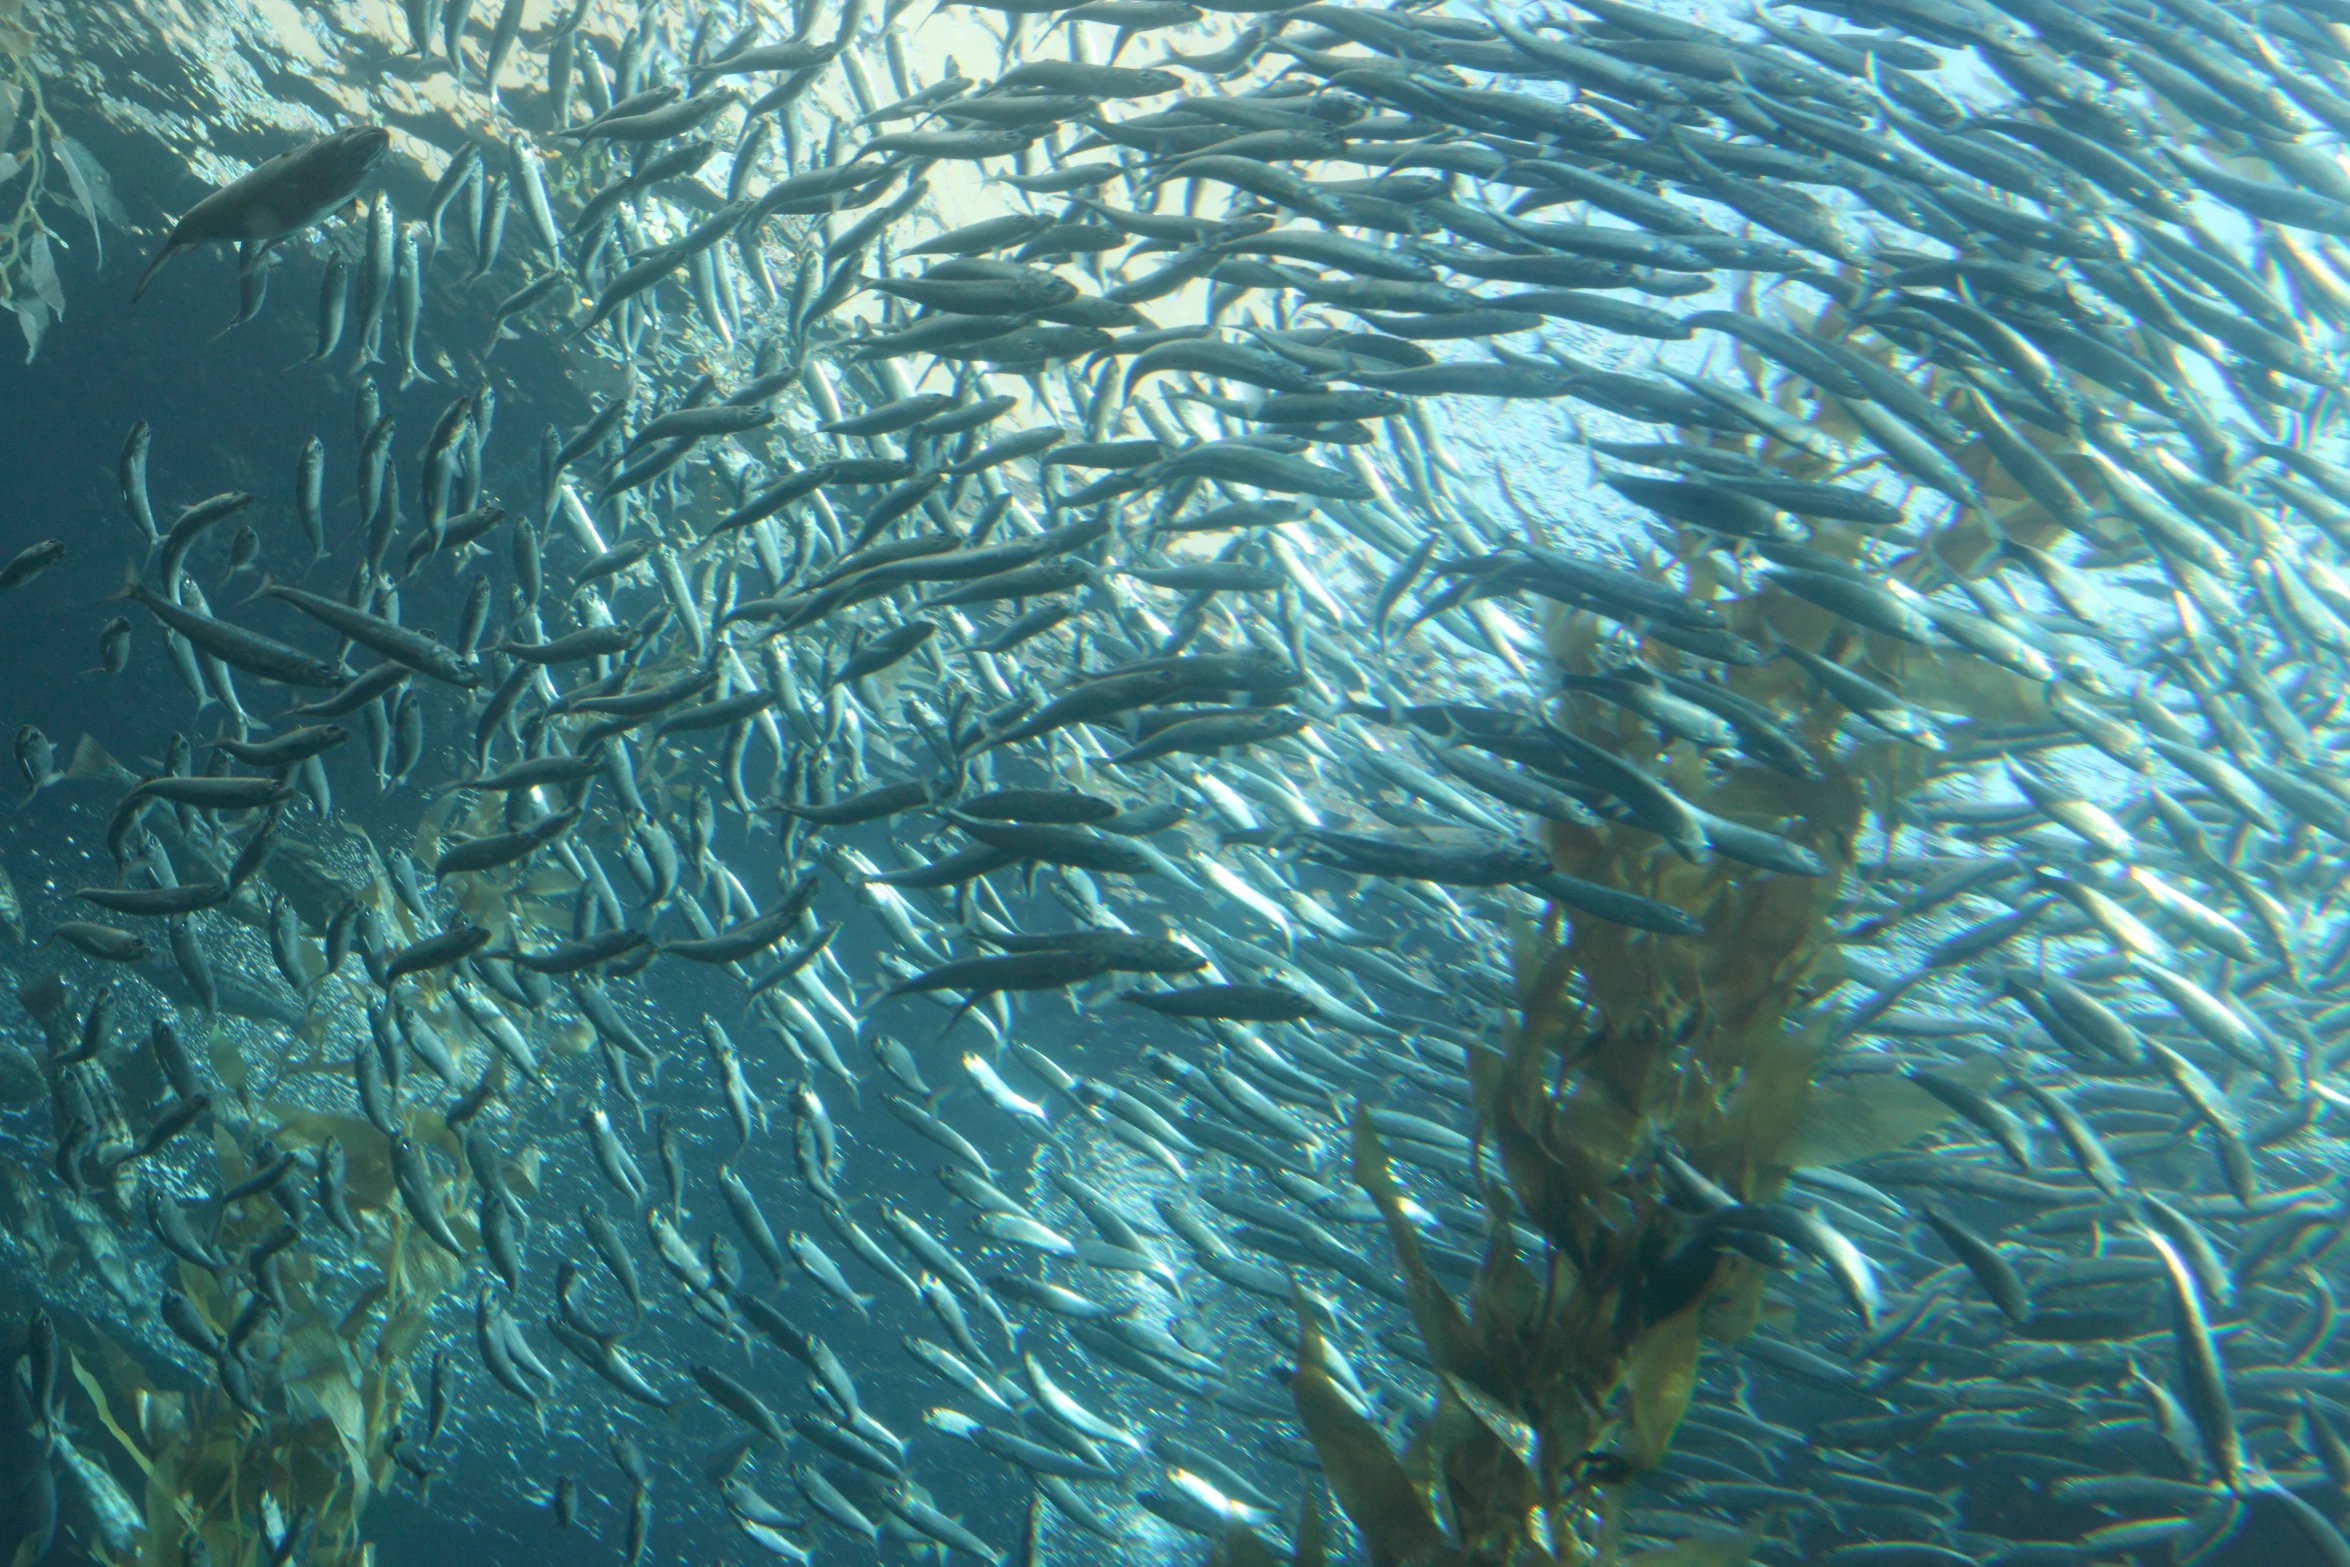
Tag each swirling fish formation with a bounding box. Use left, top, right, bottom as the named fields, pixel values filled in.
left=7, top=0, right=2350, bottom=1562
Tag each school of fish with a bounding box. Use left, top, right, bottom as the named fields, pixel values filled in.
left=10, top=0, right=2350, bottom=1561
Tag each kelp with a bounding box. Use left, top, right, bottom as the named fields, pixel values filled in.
left=1, top=792, right=560, bottom=1561
left=1196, top=260, right=2124, bottom=1565
left=27, top=906, right=553, bottom=1567
left=29, top=1131, right=469, bottom=1567
left=1200, top=639, right=1862, bottom=1563
left=0, top=0, right=123, bottom=362
left=13, top=932, right=475, bottom=1567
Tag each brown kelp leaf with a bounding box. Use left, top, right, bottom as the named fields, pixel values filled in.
left=1416, top=1386, right=1475, bottom=1545
left=269, top=1102, right=462, bottom=1202
left=210, top=1120, right=250, bottom=1190
left=1294, top=1484, right=1325, bottom=1567
left=1483, top=1074, right=1604, bottom=1273
left=1423, top=1387, right=1545, bottom=1561
left=289, top=1364, right=372, bottom=1508
left=1753, top=591, right=1842, bottom=658
left=1932, top=508, right=2005, bottom=576
left=67, top=1351, right=156, bottom=1481
left=207, top=1020, right=249, bottom=1098
left=1437, top=1372, right=1536, bottom=1475
left=377, top=1303, right=437, bottom=1368
left=1468, top=1185, right=1546, bottom=1344
left=1683, top=1022, right=1823, bottom=1200
left=0, top=1165, right=59, bottom=1271
left=1208, top=1520, right=1287, bottom=1567
left=1841, top=737, right=1937, bottom=848
left=1785, top=1059, right=1997, bottom=1166
left=1698, top=1254, right=1772, bottom=1344
left=1291, top=1304, right=1450, bottom=1567
left=1892, top=655, right=2049, bottom=726
left=1542, top=601, right=1607, bottom=672
left=1703, top=760, right=1857, bottom=849
left=1463, top=1039, right=1504, bottom=1126
left=140, top=1461, right=192, bottom=1567
left=1506, top=910, right=1546, bottom=1010
left=90, top=1326, right=163, bottom=1411
left=1512, top=938, right=1585, bottom=1059
left=1618, top=1300, right=1704, bottom=1469
left=1351, top=1108, right=1484, bottom=1379
left=505, top=1143, right=546, bottom=1197
left=413, top=790, right=464, bottom=869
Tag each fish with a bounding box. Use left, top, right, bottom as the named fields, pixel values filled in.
left=107, top=566, right=344, bottom=687
left=136, top=127, right=393, bottom=299
left=0, top=540, right=65, bottom=591
left=37, top=4, right=2350, bottom=1567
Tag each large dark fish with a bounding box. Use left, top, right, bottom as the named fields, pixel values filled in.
left=136, top=126, right=392, bottom=299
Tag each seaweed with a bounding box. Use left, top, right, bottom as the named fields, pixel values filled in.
left=0, top=0, right=121, bottom=363
left=26, top=1179, right=467, bottom=1567
left=1196, top=281, right=2051, bottom=1567
left=8, top=1063, right=473, bottom=1567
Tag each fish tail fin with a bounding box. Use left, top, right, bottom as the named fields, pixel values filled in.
left=103, top=558, right=146, bottom=605
left=233, top=572, right=285, bottom=610
left=64, top=735, right=125, bottom=786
